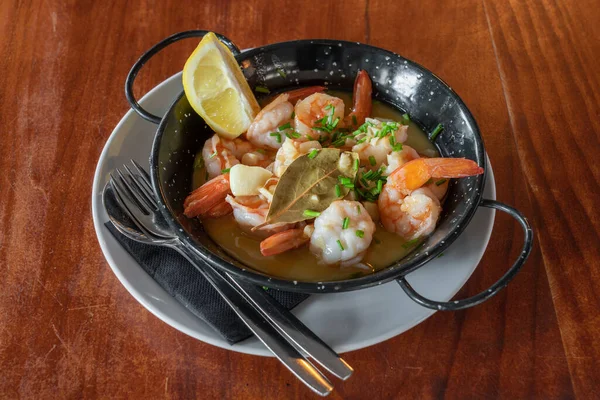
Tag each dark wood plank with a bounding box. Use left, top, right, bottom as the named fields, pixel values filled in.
left=365, top=0, right=573, bottom=398
left=483, top=0, right=600, bottom=397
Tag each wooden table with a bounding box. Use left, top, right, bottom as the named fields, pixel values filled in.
left=1, top=0, right=599, bottom=398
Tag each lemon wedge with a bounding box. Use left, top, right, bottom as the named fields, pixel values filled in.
left=183, top=32, right=260, bottom=138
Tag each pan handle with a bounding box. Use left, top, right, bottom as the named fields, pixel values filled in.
left=397, top=199, right=533, bottom=311
left=125, top=30, right=241, bottom=124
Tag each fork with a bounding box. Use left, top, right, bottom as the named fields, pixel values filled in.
left=107, top=160, right=353, bottom=396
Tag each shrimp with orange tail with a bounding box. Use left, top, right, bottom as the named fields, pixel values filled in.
left=378, top=158, right=483, bottom=240
left=183, top=174, right=232, bottom=218
left=344, top=70, right=372, bottom=128
left=260, top=226, right=313, bottom=256
left=246, top=86, right=325, bottom=149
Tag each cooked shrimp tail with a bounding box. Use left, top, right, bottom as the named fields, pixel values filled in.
left=204, top=201, right=233, bottom=218
left=183, top=174, right=231, bottom=218
left=389, top=158, right=483, bottom=194
left=285, top=86, right=326, bottom=103
left=260, top=228, right=309, bottom=256
left=345, top=70, right=372, bottom=127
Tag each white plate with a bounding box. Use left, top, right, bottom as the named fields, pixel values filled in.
left=92, top=72, right=496, bottom=356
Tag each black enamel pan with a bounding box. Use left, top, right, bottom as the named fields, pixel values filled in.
left=125, top=30, right=533, bottom=310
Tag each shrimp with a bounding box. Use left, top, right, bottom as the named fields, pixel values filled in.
left=202, top=134, right=256, bottom=179
left=183, top=174, right=231, bottom=218
left=385, top=145, right=419, bottom=175
left=224, top=178, right=293, bottom=235
left=344, top=70, right=372, bottom=128
left=246, top=86, right=325, bottom=149
left=272, top=138, right=322, bottom=177
left=352, top=119, right=409, bottom=170
left=294, top=93, right=345, bottom=139
left=260, top=225, right=314, bottom=256
left=309, top=200, right=376, bottom=266
left=378, top=158, right=483, bottom=240
left=246, top=94, right=294, bottom=149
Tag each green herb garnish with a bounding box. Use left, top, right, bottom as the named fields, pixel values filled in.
left=221, top=168, right=231, bottom=173
left=342, top=217, right=350, bottom=229
left=435, top=179, right=447, bottom=186
left=255, top=85, right=270, bottom=94
left=337, top=240, right=345, bottom=251
left=355, top=230, right=364, bottom=238
left=401, top=113, right=410, bottom=125
left=430, top=123, right=444, bottom=141
left=377, top=180, right=383, bottom=193
left=256, top=148, right=266, bottom=154
left=286, top=131, right=301, bottom=139
left=368, top=156, right=377, bottom=166
left=278, top=122, right=291, bottom=131
left=269, top=132, right=282, bottom=143
left=303, top=209, right=321, bottom=218
left=277, top=68, right=287, bottom=78
left=262, top=286, right=269, bottom=290
left=353, top=158, right=359, bottom=170
left=307, top=149, right=319, bottom=159
left=209, top=151, right=217, bottom=159
left=335, top=184, right=341, bottom=197
left=291, top=111, right=295, bottom=119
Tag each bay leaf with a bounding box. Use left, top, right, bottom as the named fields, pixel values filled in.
left=261, top=148, right=360, bottom=226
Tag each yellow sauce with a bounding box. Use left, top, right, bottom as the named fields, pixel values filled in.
left=192, top=91, right=439, bottom=282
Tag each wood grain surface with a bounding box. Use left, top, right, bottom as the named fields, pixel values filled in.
left=0, top=0, right=598, bottom=398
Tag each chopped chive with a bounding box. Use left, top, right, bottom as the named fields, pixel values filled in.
left=331, top=117, right=340, bottom=128
left=425, top=178, right=434, bottom=185
left=303, top=209, right=321, bottom=218
left=262, top=286, right=269, bottom=290
left=286, top=131, right=301, bottom=139
left=342, top=217, right=350, bottom=229
left=343, top=182, right=355, bottom=189
left=430, top=123, right=444, bottom=141
left=255, top=85, right=270, bottom=94
left=221, top=168, right=231, bottom=173
left=377, top=180, right=383, bottom=192
left=269, top=132, right=282, bottom=143
left=355, top=230, right=364, bottom=238
left=337, top=240, right=345, bottom=251
left=363, top=170, right=375, bottom=180
left=352, top=115, right=358, bottom=126
left=360, top=176, right=369, bottom=188
left=402, top=238, right=420, bottom=249
left=278, top=122, right=292, bottom=131
left=291, top=111, right=295, bottom=119
left=437, top=252, right=444, bottom=258
left=332, top=138, right=346, bottom=147
left=209, top=151, right=217, bottom=159
left=353, top=158, right=359, bottom=170
left=324, top=104, right=333, bottom=110
left=356, top=205, right=361, bottom=214
left=256, top=148, right=266, bottom=154
left=306, top=134, right=314, bottom=141
left=339, top=176, right=352, bottom=185
left=402, top=113, right=410, bottom=124
left=356, top=137, right=367, bottom=144
left=369, top=156, right=377, bottom=166
left=392, top=143, right=403, bottom=152
left=307, top=149, right=319, bottom=159
left=435, top=179, right=447, bottom=186
left=335, top=184, right=342, bottom=197
left=277, top=68, right=287, bottom=78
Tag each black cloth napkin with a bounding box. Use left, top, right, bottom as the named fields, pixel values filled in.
left=104, top=222, right=309, bottom=344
